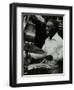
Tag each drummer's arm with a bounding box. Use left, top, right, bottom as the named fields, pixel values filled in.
left=31, top=15, right=45, bottom=25
left=29, top=52, right=47, bottom=59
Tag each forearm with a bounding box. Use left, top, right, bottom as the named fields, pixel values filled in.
left=31, top=15, right=45, bottom=25
left=29, top=53, right=46, bottom=59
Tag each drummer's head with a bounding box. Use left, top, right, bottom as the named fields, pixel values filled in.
left=46, top=20, right=58, bottom=38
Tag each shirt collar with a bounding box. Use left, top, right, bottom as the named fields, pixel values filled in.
left=52, top=33, right=59, bottom=41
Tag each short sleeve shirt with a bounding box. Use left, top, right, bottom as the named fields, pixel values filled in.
left=42, top=33, right=63, bottom=60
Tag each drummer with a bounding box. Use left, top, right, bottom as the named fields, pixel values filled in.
left=30, top=18, right=63, bottom=62
left=42, top=20, right=63, bottom=61
left=41, top=20, right=63, bottom=73
left=30, top=19, right=63, bottom=73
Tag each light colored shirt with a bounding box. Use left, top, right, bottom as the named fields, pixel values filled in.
left=42, top=33, right=63, bottom=61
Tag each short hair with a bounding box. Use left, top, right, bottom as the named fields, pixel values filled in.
left=46, top=19, right=59, bottom=32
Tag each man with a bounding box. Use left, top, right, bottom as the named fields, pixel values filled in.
left=42, top=20, right=63, bottom=73
left=42, top=20, right=63, bottom=61
left=28, top=17, right=63, bottom=74
left=30, top=19, right=63, bottom=60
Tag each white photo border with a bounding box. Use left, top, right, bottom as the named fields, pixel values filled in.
left=16, top=7, right=70, bottom=84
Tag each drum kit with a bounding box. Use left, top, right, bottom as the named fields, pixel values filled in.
left=24, top=41, right=56, bottom=74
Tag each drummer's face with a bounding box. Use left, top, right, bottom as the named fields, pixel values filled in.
left=46, top=21, right=54, bottom=36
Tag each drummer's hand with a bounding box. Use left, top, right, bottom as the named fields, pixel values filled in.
left=35, top=15, right=45, bottom=23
